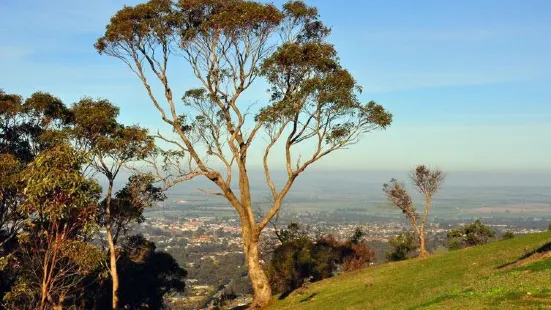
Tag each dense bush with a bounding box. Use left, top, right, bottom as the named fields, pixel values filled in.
left=267, top=224, right=374, bottom=298
left=501, top=231, right=515, bottom=240
left=386, top=231, right=419, bottom=261
left=447, top=219, right=496, bottom=250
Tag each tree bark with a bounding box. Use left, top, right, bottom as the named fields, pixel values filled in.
left=243, top=230, right=272, bottom=309
left=105, top=180, right=119, bottom=310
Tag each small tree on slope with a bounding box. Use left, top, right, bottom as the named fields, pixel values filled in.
left=383, top=165, right=445, bottom=258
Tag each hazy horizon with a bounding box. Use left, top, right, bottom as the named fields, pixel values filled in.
left=1, top=0, right=550, bottom=172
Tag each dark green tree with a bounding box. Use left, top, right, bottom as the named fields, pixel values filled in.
left=267, top=224, right=374, bottom=298
left=96, top=2, right=391, bottom=306
left=1, top=90, right=75, bottom=307
left=0, top=90, right=73, bottom=249
left=501, top=231, right=515, bottom=240
left=0, top=90, right=72, bottom=164
left=386, top=231, right=419, bottom=262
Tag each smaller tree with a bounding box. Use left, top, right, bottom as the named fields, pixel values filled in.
left=447, top=219, right=496, bottom=250
left=383, top=165, right=445, bottom=257
left=386, top=231, right=419, bottom=262
left=71, top=98, right=155, bottom=310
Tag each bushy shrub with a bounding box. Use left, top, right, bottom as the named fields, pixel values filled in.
left=267, top=224, right=374, bottom=297
left=447, top=219, right=496, bottom=250
left=501, top=230, right=515, bottom=240
left=386, top=231, right=419, bottom=261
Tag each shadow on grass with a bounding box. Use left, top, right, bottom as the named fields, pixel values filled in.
left=299, top=293, right=318, bottom=303
left=497, top=242, right=551, bottom=269
left=407, top=293, right=458, bottom=310
left=492, top=290, right=551, bottom=308
left=408, top=289, right=474, bottom=310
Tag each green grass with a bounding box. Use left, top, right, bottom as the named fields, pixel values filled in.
left=268, top=232, right=551, bottom=310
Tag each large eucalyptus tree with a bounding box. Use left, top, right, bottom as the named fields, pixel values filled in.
left=96, top=1, right=392, bottom=307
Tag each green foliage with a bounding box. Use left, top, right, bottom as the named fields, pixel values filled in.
left=71, top=98, right=154, bottom=167
left=349, top=227, right=365, bottom=245
left=0, top=89, right=72, bottom=164
left=20, top=143, right=101, bottom=222
left=0, top=89, right=185, bottom=309
left=1, top=89, right=76, bottom=306
left=71, top=98, right=119, bottom=137
left=60, top=241, right=104, bottom=273
left=0, top=154, right=23, bottom=234
left=4, top=143, right=102, bottom=309
left=259, top=37, right=392, bottom=141
left=501, top=231, right=515, bottom=240
left=104, top=174, right=166, bottom=242
left=386, top=231, right=419, bottom=262
left=268, top=235, right=332, bottom=297
left=447, top=219, right=496, bottom=250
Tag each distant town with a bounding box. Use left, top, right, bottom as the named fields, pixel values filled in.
left=130, top=199, right=550, bottom=309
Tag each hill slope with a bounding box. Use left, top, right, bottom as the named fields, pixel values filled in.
left=268, top=232, right=551, bottom=310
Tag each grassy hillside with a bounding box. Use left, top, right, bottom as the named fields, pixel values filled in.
left=268, top=232, right=551, bottom=310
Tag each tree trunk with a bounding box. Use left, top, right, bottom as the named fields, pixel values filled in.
left=419, top=195, right=432, bottom=258
left=105, top=180, right=119, bottom=310
left=245, top=236, right=272, bottom=308
left=418, top=231, right=429, bottom=258
left=106, top=226, right=119, bottom=309
left=39, top=284, right=48, bottom=310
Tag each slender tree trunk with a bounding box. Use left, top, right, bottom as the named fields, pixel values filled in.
left=105, top=180, right=119, bottom=310
left=418, top=230, right=429, bottom=258
left=419, top=195, right=432, bottom=258
left=243, top=228, right=272, bottom=309
left=40, top=241, right=50, bottom=310
left=39, top=284, right=48, bottom=310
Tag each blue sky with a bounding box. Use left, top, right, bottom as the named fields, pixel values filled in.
left=1, top=0, right=550, bottom=172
